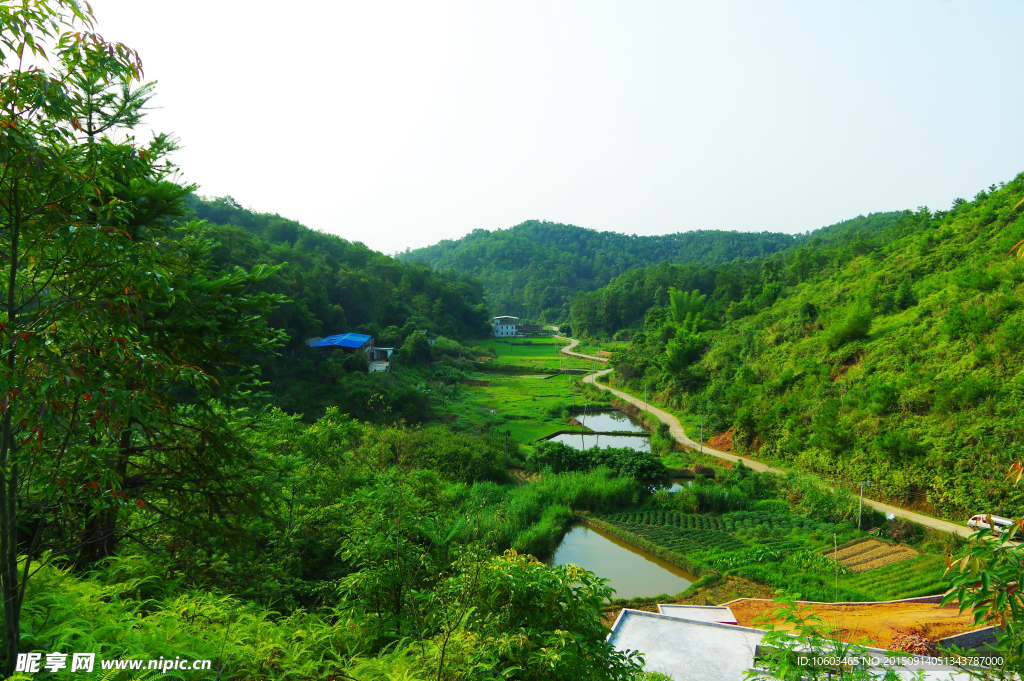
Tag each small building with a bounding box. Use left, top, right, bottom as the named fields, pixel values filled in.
left=493, top=316, right=519, bottom=337
left=608, top=608, right=972, bottom=680
left=519, top=323, right=543, bottom=333
left=310, top=333, right=373, bottom=355
left=657, top=604, right=738, bottom=625
left=370, top=347, right=393, bottom=361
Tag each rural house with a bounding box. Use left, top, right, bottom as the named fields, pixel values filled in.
left=493, top=316, right=519, bottom=337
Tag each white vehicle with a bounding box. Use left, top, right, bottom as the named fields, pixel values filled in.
left=967, top=514, right=1016, bottom=532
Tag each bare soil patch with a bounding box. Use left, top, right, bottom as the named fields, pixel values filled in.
left=508, top=468, right=540, bottom=485
left=725, top=598, right=981, bottom=650
left=828, top=539, right=918, bottom=573
left=706, top=428, right=735, bottom=452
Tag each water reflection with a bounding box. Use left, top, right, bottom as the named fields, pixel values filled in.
left=547, top=432, right=650, bottom=452
left=576, top=410, right=646, bottom=433
left=667, top=478, right=693, bottom=492
left=551, top=523, right=696, bottom=599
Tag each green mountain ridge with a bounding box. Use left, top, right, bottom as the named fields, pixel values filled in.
left=591, top=174, right=1024, bottom=515
left=399, top=215, right=902, bottom=322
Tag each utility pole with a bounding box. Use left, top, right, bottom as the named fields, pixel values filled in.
left=700, top=414, right=708, bottom=453
left=644, top=383, right=649, bottom=412
left=858, top=481, right=872, bottom=530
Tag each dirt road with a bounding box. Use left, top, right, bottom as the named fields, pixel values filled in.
left=557, top=338, right=974, bottom=538
left=554, top=335, right=609, bottom=363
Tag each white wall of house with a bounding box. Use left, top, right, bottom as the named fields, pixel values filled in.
left=493, top=316, right=519, bottom=337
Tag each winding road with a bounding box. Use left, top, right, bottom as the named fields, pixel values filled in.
left=555, top=335, right=973, bottom=538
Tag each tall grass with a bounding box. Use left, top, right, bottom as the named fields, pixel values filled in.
left=496, top=468, right=642, bottom=558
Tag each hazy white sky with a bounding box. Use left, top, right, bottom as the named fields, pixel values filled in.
left=89, top=1, right=1024, bottom=254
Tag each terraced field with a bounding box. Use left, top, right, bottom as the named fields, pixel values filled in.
left=844, top=554, right=948, bottom=600
left=603, top=510, right=834, bottom=535
left=829, top=539, right=918, bottom=573
left=598, top=510, right=949, bottom=601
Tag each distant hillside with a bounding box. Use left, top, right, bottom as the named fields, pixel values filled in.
left=399, top=216, right=900, bottom=322
left=598, top=174, right=1024, bottom=515
left=187, top=195, right=491, bottom=421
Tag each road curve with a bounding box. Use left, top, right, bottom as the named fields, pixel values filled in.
left=555, top=335, right=609, bottom=363
left=558, top=338, right=973, bottom=538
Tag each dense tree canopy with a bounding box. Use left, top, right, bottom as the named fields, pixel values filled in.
left=190, top=195, right=492, bottom=346
left=399, top=220, right=822, bottom=321
left=600, top=176, right=1024, bottom=516
left=183, top=196, right=494, bottom=421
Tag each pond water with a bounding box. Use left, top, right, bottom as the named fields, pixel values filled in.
left=666, top=478, right=693, bottom=492
left=551, top=523, right=697, bottom=599
left=575, top=410, right=646, bottom=433
left=547, top=432, right=650, bottom=452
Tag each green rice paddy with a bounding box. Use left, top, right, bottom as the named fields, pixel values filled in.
left=439, top=338, right=611, bottom=443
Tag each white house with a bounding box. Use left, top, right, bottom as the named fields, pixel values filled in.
left=493, top=316, right=519, bottom=337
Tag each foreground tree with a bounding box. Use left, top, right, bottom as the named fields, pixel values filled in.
left=942, top=462, right=1024, bottom=679
left=0, top=1, right=285, bottom=672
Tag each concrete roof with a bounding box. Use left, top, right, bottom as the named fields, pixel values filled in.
left=657, top=604, right=738, bottom=624
left=609, top=610, right=764, bottom=680
left=609, top=609, right=975, bottom=681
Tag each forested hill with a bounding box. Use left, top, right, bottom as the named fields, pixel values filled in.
left=595, top=173, right=1024, bottom=515
left=189, top=195, right=491, bottom=345
left=187, top=195, right=492, bottom=420
left=399, top=216, right=900, bottom=322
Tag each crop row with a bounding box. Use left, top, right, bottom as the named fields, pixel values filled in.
left=722, top=510, right=832, bottom=533
left=612, top=522, right=747, bottom=553
left=603, top=512, right=728, bottom=531
left=845, top=555, right=948, bottom=599
left=602, top=511, right=829, bottom=536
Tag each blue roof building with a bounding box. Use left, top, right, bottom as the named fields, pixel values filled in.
left=310, top=333, right=373, bottom=352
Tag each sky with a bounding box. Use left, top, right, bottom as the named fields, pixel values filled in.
left=88, top=1, right=1024, bottom=254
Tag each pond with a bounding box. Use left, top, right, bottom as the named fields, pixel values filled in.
left=547, top=432, right=651, bottom=452
left=575, top=410, right=646, bottom=433
left=666, top=477, right=693, bottom=492
left=551, top=523, right=697, bottom=599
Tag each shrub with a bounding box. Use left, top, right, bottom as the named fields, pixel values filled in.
left=412, top=426, right=510, bottom=483
left=887, top=517, right=924, bottom=544
left=526, top=441, right=669, bottom=485
left=825, top=298, right=873, bottom=350
left=754, top=499, right=791, bottom=515
left=692, top=464, right=715, bottom=478
left=431, top=335, right=462, bottom=358
left=399, top=330, right=432, bottom=363
left=996, top=321, right=1024, bottom=354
